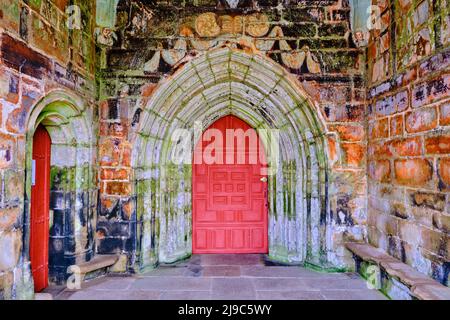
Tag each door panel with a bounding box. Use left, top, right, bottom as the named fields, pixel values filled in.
left=30, top=125, right=51, bottom=292
left=193, top=115, right=268, bottom=254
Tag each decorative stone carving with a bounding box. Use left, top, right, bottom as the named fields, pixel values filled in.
left=352, top=30, right=369, bottom=47
left=257, top=26, right=321, bottom=73
left=306, top=49, right=321, bottom=74
left=94, top=27, right=117, bottom=47
left=162, top=38, right=187, bottom=66
left=255, top=26, right=282, bottom=51
left=282, top=49, right=306, bottom=71
left=144, top=51, right=160, bottom=73
left=182, top=26, right=219, bottom=51
left=195, top=13, right=221, bottom=38
left=95, top=27, right=118, bottom=69
left=191, top=38, right=221, bottom=51
left=276, top=28, right=306, bottom=70
left=220, top=15, right=244, bottom=34
left=245, top=14, right=270, bottom=37
left=225, top=0, right=241, bottom=9
left=237, top=36, right=259, bottom=54
left=194, top=13, right=269, bottom=37
left=142, top=14, right=321, bottom=74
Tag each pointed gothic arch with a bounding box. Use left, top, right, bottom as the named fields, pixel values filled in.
left=19, top=89, right=97, bottom=294
left=132, top=47, right=334, bottom=269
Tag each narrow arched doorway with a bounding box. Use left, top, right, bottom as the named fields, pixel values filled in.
left=193, top=115, right=268, bottom=254
left=30, top=124, right=51, bottom=292
left=19, top=90, right=96, bottom=296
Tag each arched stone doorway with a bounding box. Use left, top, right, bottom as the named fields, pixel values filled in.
left=132, top=47, right=331, bottom=269
left=19, top=90, right=96, bottom=295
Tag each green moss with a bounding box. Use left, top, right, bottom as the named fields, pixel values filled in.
left=139, top=262, right=159, bottom=273
left=304, top=261, right=349, bottom=273
left=50, top=166, right=75, bottom=191
left=27, top=0, right=42, bottom=11
left=183, top=164, right=192, bottom=192
left=282, top=161, right=296, bottom=220
left=136, top=180, right=152, bottom=220
left=149, top=9, right=180, bottom=37
left=0, top=0, right=20, bottom=23
left=67, top=167, right=77, bottom=190
left=268, top=246, right=290, bottom=263
left=270, top=174, right=277, bottom=219
left=75, top=165, right=91, bottom=190
left=160, top=252, right=192, bottom=265
left=155, top=217, right=160, bottom=238
left=164, top=164, right=182, bottom=220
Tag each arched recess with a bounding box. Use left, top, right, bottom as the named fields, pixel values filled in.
left=132, top=47, right=332, bottom=269
left=20, top=90, right=97, bottom=291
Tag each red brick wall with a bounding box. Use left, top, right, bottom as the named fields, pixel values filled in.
left=367, top=0, right=450, bottom=285
left=0, top=0, right=97, bottom=298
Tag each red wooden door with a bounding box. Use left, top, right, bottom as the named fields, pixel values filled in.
left=30, top=125, right=51, bottom=292
left=193, top=115, right=268, bottom=254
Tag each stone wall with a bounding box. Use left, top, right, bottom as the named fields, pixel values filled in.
left=0, top=0, right=97, bottom=298
left=97, top=0, right=368, bottom=272
left=367, top=0, right=450, bottom=286
left=1, top=0, right=447, bottom=300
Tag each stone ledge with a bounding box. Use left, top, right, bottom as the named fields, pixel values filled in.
left=74, top=255, right=119, bottom=275
left=379, top=261, right=437, bottom=288
left=412, top=284, right=450, bottom=300
left=346, top=243, right=450, bottom=300
left=346, top=243, right=398, bottom=264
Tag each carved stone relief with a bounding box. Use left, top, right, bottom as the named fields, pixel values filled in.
left=143, top=12, right=321, bottom=73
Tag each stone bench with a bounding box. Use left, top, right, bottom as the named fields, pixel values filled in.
left=33, top=255, right=125, bottom=299
left=346, top=243, right=450, bottom=300
left=68, top=254, right=122, bottom=281
left=77, top=255, right=119, bottom=273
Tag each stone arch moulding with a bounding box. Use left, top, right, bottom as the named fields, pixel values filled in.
left=19, top=89, right=97, bottom=296
left=132, top=47, right=335, bottom=271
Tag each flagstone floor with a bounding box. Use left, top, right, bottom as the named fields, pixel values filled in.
left=44, top=254, right=387, bottom=300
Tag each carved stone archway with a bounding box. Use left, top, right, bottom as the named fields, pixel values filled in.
left=132, top=47, right=332, bottom=270
left=15, top=90, right=97, bottom=298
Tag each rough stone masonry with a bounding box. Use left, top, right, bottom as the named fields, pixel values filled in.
left=0, top=0, right=448, bottom=300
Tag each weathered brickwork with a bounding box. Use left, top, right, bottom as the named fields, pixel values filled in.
left=0, top=0, right=448, bottom=301
left=0, top=0, right=97, bottom=299
left=367, top=0, right=450, bottom=286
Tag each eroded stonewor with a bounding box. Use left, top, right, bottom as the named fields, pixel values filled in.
left=0, top=0, right=448, bottom=300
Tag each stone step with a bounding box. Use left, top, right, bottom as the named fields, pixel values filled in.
left=346, top=243, right=450, bottom=300
left=34, top=293, right=53, bottom=300
left=73, top=255, right=119, bottom=275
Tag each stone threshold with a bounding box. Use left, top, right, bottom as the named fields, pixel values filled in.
left=346, top=243, right=450, bottom=300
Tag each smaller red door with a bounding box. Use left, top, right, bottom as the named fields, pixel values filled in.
left=30, top=125, right=51, bottom=292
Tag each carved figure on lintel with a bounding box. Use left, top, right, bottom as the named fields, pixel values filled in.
left=216, top=0, right=258, bottom=10
left=95, top=27, right=118, bottom=47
